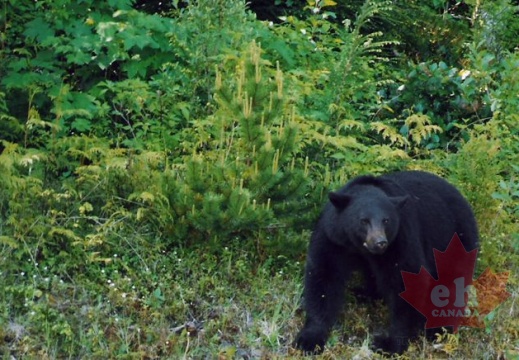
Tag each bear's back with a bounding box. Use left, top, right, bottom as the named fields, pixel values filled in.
left=381, top=170, right=479, bottom=252
left=381, top=171, right=473, bottom=214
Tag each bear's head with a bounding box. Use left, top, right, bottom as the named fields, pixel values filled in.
left=328, top=187, right=408, bottom=255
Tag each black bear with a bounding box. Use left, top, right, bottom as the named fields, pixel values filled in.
left=295, top=170, right=479, bottom=354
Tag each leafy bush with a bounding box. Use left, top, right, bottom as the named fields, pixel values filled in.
left=385, top=61, right=492, bottom=150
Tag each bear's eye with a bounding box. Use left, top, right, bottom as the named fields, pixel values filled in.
left=360, top=218, right=370, bottom=226
left=382, top=218, right=390, bottom=225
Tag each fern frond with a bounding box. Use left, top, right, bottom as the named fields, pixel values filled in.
left=405, top=114, right=443, bottom=145
left=370, top=121, right=408, bottom=147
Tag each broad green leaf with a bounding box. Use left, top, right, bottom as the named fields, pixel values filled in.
left=24, top=17, right=54, bottom=42
left=71, top=118, right=92, bottom=132
left=323, top=0, right=337, bottom=7
left=108, top=0, right=134, bottom=10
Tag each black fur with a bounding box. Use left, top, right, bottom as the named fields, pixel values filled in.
left=295, top=171, right=479, bottom=354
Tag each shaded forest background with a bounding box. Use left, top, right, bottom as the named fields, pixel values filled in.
left=0, top=0, right=518, bottom=358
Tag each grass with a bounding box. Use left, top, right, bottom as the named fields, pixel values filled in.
left=1, top=231, right=518, bottom=359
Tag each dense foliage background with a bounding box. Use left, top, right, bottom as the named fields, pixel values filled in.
left=1, top=0, right=518, bottom=358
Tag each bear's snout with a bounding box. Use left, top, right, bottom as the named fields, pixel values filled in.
left=364, top=231, right=388, bottom=254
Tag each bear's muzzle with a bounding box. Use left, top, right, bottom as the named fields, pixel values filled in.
left=364, top=230, right=388, bottom=254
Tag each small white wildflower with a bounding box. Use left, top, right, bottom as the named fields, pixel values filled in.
left=459, top=69, right=471, bottom=80
left=300, top=29, right=307, bottom=35
left=397, top=84, right=405, bottom=91
left=312, top=7, right=320, bottom=14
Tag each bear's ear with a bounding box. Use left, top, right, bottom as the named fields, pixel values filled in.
left=329, top=192, right=351, bottom=209
left=390, top=195, right=410, bottom=209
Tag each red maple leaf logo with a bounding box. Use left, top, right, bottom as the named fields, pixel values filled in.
left=400, top=233, right=478, bottom=331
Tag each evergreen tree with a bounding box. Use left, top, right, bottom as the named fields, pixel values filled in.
left=162, top=41, right=312, bottom=246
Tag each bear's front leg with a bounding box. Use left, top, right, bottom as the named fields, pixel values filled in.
left=295, top=322, right=329, bottom=354
left=373, top=295, right=423, bottom=354
left=295, top=239, right=351, bottom=354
